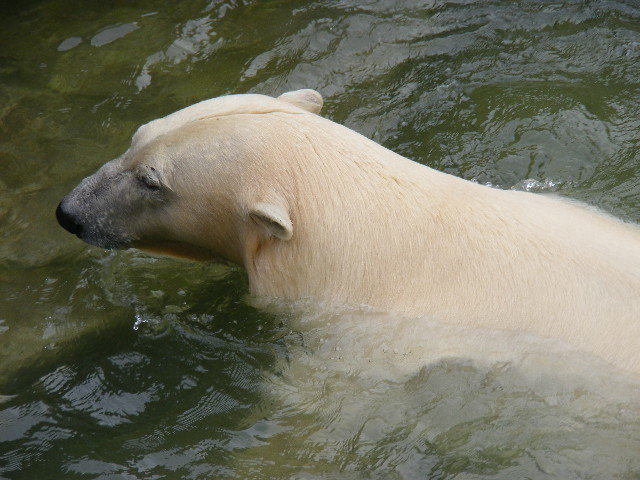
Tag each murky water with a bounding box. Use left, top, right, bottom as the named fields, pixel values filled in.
left=1, top=0, right=640, bottom=478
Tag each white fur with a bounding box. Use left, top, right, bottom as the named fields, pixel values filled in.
left=119, top=90, right=640, bottom=373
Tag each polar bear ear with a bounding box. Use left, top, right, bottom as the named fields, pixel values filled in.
left=277, top=89, right=323, bottom=114
left=249, top=202, right=293, bottom=240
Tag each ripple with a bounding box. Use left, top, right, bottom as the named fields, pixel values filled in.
left=59, top=368, right=157, bottom=427
left=91, top=22, right=139, bottom=48
left=2, top=0, right=640, bottom=478
left=57, top=36, right=82, bottom=52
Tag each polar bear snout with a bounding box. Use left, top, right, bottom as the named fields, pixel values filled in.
left=56, top=201, right=83, bottom=236
left=56, top=160, right=146, bottom=250
left=56, top=188, right=132, bottom=251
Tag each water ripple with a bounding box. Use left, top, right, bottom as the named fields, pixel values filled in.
left=1, top=0, right=640, bottom=478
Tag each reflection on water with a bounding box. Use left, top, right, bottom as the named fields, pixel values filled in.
left=1, top=0, right=639, bottom=478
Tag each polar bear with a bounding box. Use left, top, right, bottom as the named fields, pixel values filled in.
left=56, top=89, right=640, bottom=373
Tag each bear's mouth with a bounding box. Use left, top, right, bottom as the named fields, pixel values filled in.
left=133, top=239, right=223, bottom=262
left=82, top=233, right=131, bottom=250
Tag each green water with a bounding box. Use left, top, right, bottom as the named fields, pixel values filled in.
left=1, top=0, right=640, bottom=478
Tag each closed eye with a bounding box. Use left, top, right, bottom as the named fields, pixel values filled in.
left=136, top=167, right=161, bottom=191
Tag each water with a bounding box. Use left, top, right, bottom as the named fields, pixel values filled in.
left=1, top=0, right=640, bottom=478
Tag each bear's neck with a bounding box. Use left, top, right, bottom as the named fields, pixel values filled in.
left=241, top=126, right=495, bottom=318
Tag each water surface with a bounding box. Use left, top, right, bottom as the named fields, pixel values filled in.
left=1, top=0, right=640, bottom=478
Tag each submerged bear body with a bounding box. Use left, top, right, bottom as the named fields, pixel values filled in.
left=57, top=89, right=640, bottom=373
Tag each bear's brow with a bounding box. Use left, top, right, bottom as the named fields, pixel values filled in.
left=129, top=94, right=306, bottom=153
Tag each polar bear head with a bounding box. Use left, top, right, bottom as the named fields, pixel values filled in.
left=56, top=89, right=324, bottom=264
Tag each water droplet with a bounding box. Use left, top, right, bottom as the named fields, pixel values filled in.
left=132, top=313, right=146, bottom=331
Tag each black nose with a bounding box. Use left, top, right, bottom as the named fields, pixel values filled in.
left=56, top=202, right=82, bottom=236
